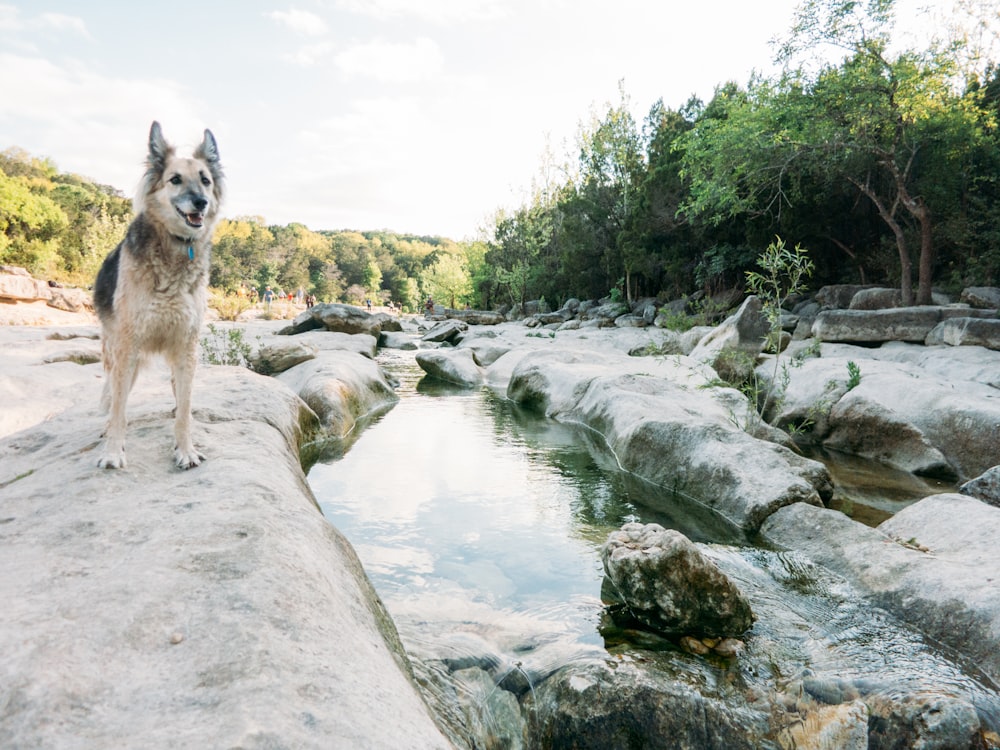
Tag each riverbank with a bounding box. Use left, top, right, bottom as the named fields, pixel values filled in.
left=2, top=297, right=1000, bottom=748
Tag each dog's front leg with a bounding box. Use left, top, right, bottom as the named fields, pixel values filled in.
left=170, top=345, right=205, bottom=469
left=97, top=353, right=138, bottom=469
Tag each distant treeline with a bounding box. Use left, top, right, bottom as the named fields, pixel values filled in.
left=3, top=0, right=999, bottom=311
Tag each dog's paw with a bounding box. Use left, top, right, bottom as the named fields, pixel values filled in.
left=97, top=451, right=127, bottom=470
left=174, top=446, right=206, bottom=470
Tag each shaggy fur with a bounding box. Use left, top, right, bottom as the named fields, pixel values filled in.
left=93, top=121, right=224, bottom=469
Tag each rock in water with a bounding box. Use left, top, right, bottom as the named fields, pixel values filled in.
left=602, top=522, right=755, bottom=637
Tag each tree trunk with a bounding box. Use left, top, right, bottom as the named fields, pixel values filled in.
left=909, top=200, right=934, bottom=305
left=850, top=177, right=913, bottom=306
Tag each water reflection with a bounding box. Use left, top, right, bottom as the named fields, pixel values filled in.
left=307, top=349, right=1000, bottom=744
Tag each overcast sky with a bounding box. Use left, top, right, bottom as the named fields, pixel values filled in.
left=0, top=0, right=955, bottom=240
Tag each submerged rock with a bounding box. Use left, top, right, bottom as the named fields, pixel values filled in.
left=415, top=348, right=484, bottom=388
left=602, top=523, right=754, bottom=637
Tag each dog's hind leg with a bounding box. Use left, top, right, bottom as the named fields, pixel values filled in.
left=97, top=349, right=139, bottom=469
left=168, top=343, right=205, bottom=469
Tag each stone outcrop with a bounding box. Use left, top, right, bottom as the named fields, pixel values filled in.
left=848, top=287, right=902, bottom=310
left=275, top=350, right=398, bottom=437
left=602, top=523, right=754, bottom=637
left=688, top=295, right=769, bottom=381
left=925, top=316, right=1000, bottom=350
left=506, top=349, right=831, bottom=532
left=279, top=302, right=385, bottom=337
left=421, top=319, right=467, bottom=343
left=763, top=353, right=1000, bottom=480
left=961, top=286, right=1000, bottom=309
left=0, top=333, right=453, bottom=749
left=415, top=348, right=484, bottom=388
left=812, top=306, right=997, bottom=344
left=960, top=465, right=1000, bottom=507
left=759, top=494, right=1000, bottom=685
left=0, top=265, right=95, bottom=317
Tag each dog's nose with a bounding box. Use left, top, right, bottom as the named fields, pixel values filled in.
left=192, top=196, right=208, bottom=211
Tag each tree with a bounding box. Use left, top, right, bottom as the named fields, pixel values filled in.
left=420, top=252, right=471, bottom=309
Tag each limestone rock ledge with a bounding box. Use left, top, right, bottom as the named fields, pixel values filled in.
left=0, top=366, right=454, bottom=748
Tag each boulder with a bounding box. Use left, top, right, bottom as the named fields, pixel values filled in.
left=961, top=286, right=1000, bottom=309
left=763, top=355, right=1000, bottom=480
left=759, top=494, right=1000, bottom=685
left=415, top=349, right=484, bottom=388
left=812, top=306, right=997, bottom=344
left=0, top=269, right=51, bottom=302
left=421, top=319, right=467, bottom=344
left=276, top=350, right=398, bottom=437
left=279, top=303, right=383, bottom=337
left=444, top=309, right=506, bottom=326
left=48, top=286, right=93, bottom=313
left=250, top=339, right=318, bottom=374
left=507, top=349, right=831, bottom=532
left=848, top=287, right=902, bottom=310
left=688, top=295, right=769, bottom=382
left=579, top=301, right=628, bottom=324
left=925, top=317, right=1000, bottom=350
left=527, top=660, right=769, bottom=750
left=959, top=466, right=1000, bottom=507
left=0, top=365, right=453, bottom=749
left=379, top=331, right=418, bottom=350
left=602, top=523, right=754, bottom=637
left=370, top=312, right=403, bottom=332
left=815, top=284, right=876, bottom=309
left=277, top=330, right=378, bottom=359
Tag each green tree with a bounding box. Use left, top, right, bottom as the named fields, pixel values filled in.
left=421, top=251, right=471, bottom=309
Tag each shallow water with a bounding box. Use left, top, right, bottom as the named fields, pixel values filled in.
left=308, top=348, right=1000, bottom=743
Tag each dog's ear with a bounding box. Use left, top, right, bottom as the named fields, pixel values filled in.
left=195, top=129, right=220, bottom=166
left=148, top=121, right=171, bottom=170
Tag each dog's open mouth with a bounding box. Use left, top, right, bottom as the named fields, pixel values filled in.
left=177, top=208, right=205, bottom=228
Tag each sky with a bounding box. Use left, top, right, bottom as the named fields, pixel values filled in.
left=0, top=0, right=961, bottom=240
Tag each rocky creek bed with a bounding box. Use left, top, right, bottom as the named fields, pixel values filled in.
left=1, top=284, right=999, bottom=748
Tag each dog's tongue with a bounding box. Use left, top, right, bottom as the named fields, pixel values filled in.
left=186, top=213, right=203, bottom=227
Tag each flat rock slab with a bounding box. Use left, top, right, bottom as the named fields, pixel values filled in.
left=759, top=495, right=1000, bottom=685
left=0, top=367, right=452, bottom=749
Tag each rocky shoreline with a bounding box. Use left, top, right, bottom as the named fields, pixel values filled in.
left=2, top=276, right=999, bottom=748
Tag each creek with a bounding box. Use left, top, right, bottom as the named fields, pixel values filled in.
left=308, top=348, right=1000, bottom=747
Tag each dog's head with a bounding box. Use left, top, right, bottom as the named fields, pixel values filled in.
left=136, top=121, right=225, bottom=239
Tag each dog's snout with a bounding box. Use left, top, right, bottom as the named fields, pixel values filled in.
left=192, top=196, right=208, bottom=211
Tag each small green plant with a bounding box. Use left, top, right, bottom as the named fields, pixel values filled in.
left=846, top=360, right=862, bottom=390
left=200, top=324, right=252, bottom=368
left=744, top=237, right=814, bottom=427
left=609, top=277, right=625, bottom=304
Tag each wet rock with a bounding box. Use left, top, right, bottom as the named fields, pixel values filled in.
left=527, top=659, right=769, bottom=750
left=785, top=701, right=869, bottom=750
left=867, top=692, right=982, bottom=750
left=276, top=350, right=398, bottom=437
left=416, top=348, right=484, bottom=388
left=508, top=349, right=831, bottom=532
left=959, top=465, right=1000, bottom=506
left=602, top=523, right=755, bottom=637
left=759, top=495, right=1000, bottom=685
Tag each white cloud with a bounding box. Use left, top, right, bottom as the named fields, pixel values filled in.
left=0, top=5, right=21, bottom=30
left=334, top=0, right=508, bottom=24
left=37, top=12, right=89, bottom=37
left=335, top=37, right=444, bottom=83
left=284, top=41, right=335, bottom=66
left=266, top=8, right=329, bottom=36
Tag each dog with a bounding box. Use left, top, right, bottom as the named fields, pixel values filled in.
left=93, top=121, right=224, bottom=469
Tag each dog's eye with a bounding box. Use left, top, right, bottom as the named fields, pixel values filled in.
left=201, top=176, right=211, bottom=187
left=169, top=175, right=182, bottom=185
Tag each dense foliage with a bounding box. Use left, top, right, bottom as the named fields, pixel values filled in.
left=2, top=0, right=997, bottom=309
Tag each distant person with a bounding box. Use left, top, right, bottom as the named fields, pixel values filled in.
left=263, top=286, right=274, bottom=308
left=366, top=298, right=372, bottom=312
